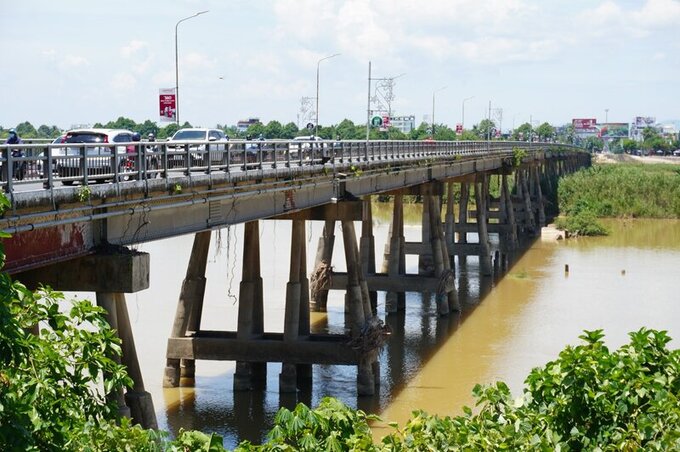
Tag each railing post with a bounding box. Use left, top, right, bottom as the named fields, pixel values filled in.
left=81, top=145, right=89, bottom=186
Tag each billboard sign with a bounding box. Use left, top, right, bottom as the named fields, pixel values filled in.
left=634, top=116, right=655, bottom=128
left=599, top=123, right=629, bottom=138
left=455, top=123, right=463, bottom=135
left=159, top=88, right=176, bottom=122
left=572, top=118, right=597, bottom=131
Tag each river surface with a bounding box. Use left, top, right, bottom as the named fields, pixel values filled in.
left=65, top=210, right=680, bottom=449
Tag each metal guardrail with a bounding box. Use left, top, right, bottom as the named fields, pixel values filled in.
left=0, top=139, right=577, bottom=195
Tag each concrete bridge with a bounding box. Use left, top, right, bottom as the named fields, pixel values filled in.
left=0, top=139, right=590, bottom=429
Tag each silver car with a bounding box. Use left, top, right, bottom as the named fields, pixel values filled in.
left=167, top=128, right=230, bottom=167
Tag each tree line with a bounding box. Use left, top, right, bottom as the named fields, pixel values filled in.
left=1, top=117, right=563, bottom=143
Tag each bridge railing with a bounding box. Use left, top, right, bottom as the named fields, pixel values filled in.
left=0, top=139, right=577, bottom=195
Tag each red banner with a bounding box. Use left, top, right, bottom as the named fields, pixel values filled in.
left=159, top=88, right=176, bottom=122
left=572, top=118, right=597, bottom=131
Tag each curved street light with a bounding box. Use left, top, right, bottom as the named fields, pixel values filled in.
left=315, top=53, right=340, bottom=137
left=175, top=10, right=209, bottom=125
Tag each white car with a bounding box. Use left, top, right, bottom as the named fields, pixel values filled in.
left=167, top=128, right=229, bottom=167
left=56, top=128, right=138, bottom=185
left=289, top=135, right=329, bottom=162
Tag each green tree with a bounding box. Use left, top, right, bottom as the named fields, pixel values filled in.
left=621, top=138, right=638, bottom=154
left=137, top=119, right=159, bottom=138
left=244, top=123, right=264, bottom=139
left=409, top=122, right=432, bottom=140
left=15, top=121, right=38, bottom=138
left=157, top=123, right=179, bottom=139
left=475, top=119, right=496, bottom=140
left=642, top=126, right=659, bottom=142
left=105, top=116, right=137, bottom=131
left=582, top=136, right=603, bottom=153
left=513, top=122, right=532, bottom=141
left=263, top=120, right=283, bottom=139
left=535, top=122, right=555, bottom=141
left=334, top=119, right=353, bottom=139
left=281, top=122, right=299, bottom=139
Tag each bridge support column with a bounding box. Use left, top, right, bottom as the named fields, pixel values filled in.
left=501, top=173, right=519, bottom=250
left=444, top=182, right=456, bottom=272
left=234, top=221, right=266, bottom=391
left=427, top=195, right=459, bottom=315
left=458, top=182, right=470, bottom=244
left=533, top=165, right=546, bottom=227
left=475, top=176, right=493, bottom=277
left=383, top=194, right=406, bottom=313
left=419, top=195, right=434, bottom=275
left=360, top=197, right=377, bottom=314
left=342, top=220, right=377, bottom=396
left=311, top=220, right=335, bottom=312
left=519, top=169, right=536, bottom=235
left=96, top=293, right=131, bottom=420
left=164, top=231, right=211, bottom=388
left=114, top=292, right=158, bottom=429
left=280, top=220, right=306, bottom=393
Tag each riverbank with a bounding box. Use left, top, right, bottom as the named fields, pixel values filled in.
left=594, top=152, right=680, bottom=165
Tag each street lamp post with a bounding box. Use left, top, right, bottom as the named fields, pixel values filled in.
left=604, top=108, right=609, bottom=123
left=461, top=96, right=474, bottom=130
left=432, top=86, right=447, bottom=138
left=174, top=10, right=209, bottom=125
left=315, top=53, right=340, bottom=137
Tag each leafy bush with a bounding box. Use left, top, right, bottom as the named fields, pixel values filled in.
left=554, top=212, right=608, bottom=236
left=558, top=163, right=680, bottom=219
left=235, top=397, right=379, bottom=451
left=231, top=329, right=680, bottom=451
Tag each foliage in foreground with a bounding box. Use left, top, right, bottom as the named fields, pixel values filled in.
left=235, top=328, right=680, bottom=451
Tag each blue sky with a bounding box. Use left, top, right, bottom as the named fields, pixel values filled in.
left=1, top=0, right=678, bottom=131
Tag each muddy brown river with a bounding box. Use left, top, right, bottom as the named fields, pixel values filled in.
left=66, top=209, right=680, bottom=449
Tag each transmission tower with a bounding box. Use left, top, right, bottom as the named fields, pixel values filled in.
left=297, top=96, right=315, bottom=129
left=369, top=73, right=405, bottom=117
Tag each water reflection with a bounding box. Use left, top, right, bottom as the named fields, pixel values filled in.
left=72, top=210, right=680, bottom=447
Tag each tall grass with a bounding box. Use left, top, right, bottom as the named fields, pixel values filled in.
left=558, top=163, right=680, bottom=219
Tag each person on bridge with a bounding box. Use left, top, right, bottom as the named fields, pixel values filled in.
left=5, top=128, right=22, bottom=145
left=3, top=128, right=26, bottom=183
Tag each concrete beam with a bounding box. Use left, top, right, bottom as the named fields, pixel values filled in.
left=17, top=248, right=150, bottom=293
left=329, top=272, right=441, bottom=292
left=167, top=332, right=371, bottom=365
left=404, top=241, right=485, bottom=256
left=270, top=201, right=363, bottom=221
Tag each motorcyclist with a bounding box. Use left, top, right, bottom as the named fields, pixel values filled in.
left=4, top=128, right=26, bottom=182
left=5, top=128, right=21, bottom=145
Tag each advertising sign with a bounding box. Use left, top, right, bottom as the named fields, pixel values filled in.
left=455, top=123, right=463, bottom=135
left=634, top=116, right=655, bottom=128
left=572, top=118, right=597, bottom=131
left=380, top=115, right=390, bottom=132
left=159, top=88, right=176, bottom=122
left=599, top=123, right=629, bottom=138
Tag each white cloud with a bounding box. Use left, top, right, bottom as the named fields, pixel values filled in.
left=60, top=55, right=89, bottom=68
left=120, top=40, right=152, bottom=75
left=110, top=72, right=137, bottom=91
left=120, top=40, right=148, bottom=58
left=633, top=0, right=680, bottom=27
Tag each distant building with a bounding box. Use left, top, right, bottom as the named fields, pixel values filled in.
left=390, top=115, right=416, bottom=134
left=236, top=117, right=261, bottom=133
